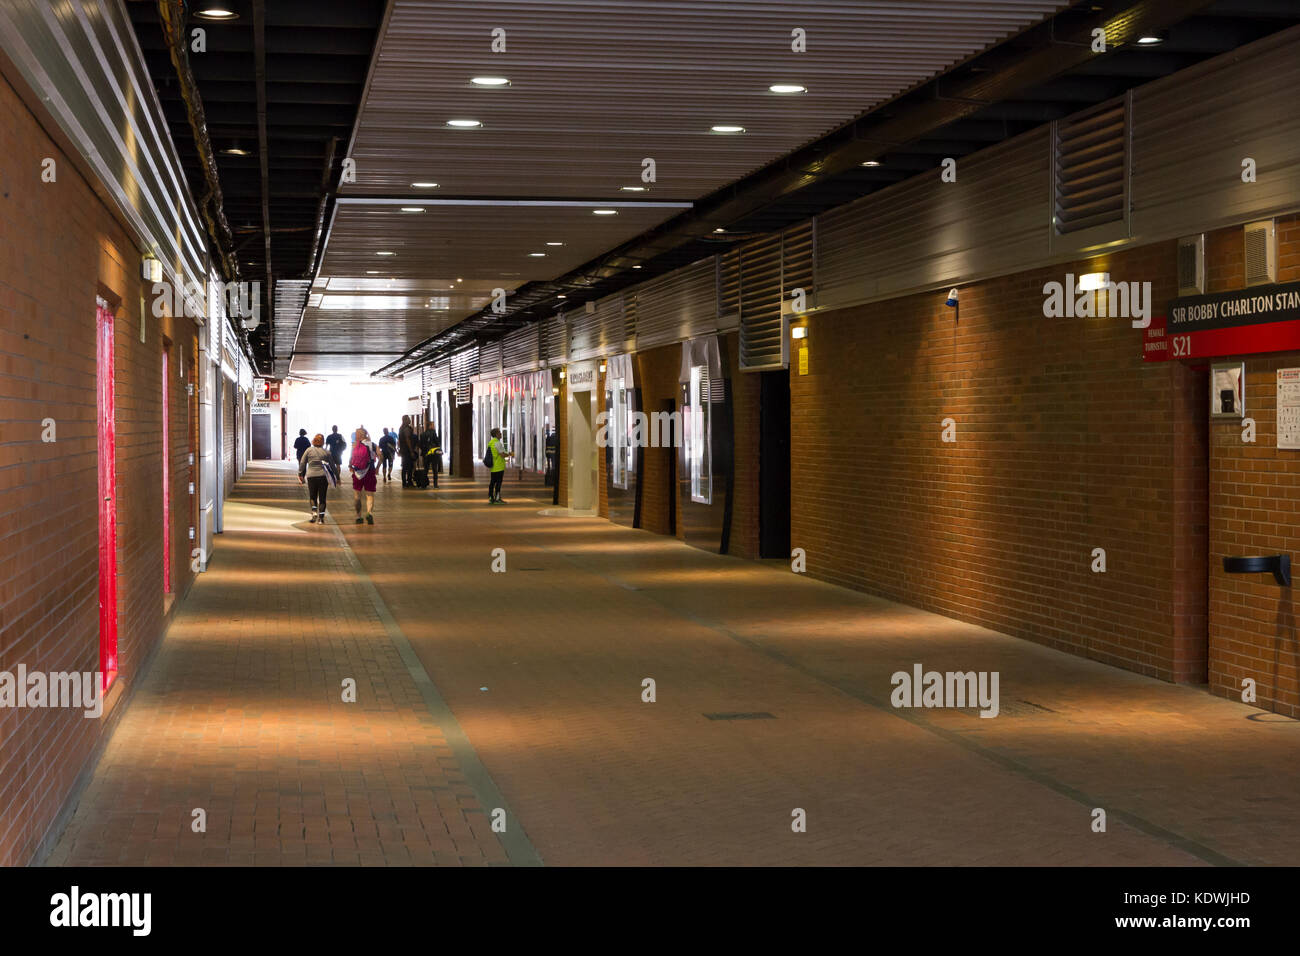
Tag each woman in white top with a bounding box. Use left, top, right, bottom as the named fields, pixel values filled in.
left=298, top=433, right=333, bottom=523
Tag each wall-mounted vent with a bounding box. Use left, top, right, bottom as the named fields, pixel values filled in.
left=1177, top=234, right=1205, bottom=296
left=1244, top=220, right=1277, bottom=286
left=1053, top=98, right=1128, bottom=235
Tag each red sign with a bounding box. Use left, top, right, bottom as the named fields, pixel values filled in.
left=1144, top=314, right=1300, bottom=362
left=263, top=381, right=281, bottom=401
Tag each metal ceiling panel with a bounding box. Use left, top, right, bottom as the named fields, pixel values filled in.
left=345, top=0, right=1073, bottom=199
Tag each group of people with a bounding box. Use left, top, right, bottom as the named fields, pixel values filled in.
left=379, top=417, right=443, bottom=489
left=292, top=415, right=444, bottom=525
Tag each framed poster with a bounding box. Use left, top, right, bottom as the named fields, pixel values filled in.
left=1278, top=368, right=1300, bottom=449
left=1211, top=362, right=1245, bottom=419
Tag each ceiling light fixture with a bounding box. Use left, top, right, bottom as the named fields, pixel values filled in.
left=769, top=84, right=806, bottom=94
left=620, top=186, right=647, bottom=192
left=411, top=182, right=440, bottom=188
left=546, top=241, right=564, bottom=246
left=194, top=7, right=239, bottom=21
left=711, top=125, right=745, bottom=133
left=1136, top=34, right=1164, bottom=45
left=528, top=252, right=547, bottom=257
left=221, top=143, right=251, bottom=156
left=592, top=209, right=617, bottom=216
left=375, top=251, right=396, bottom=256
left=861, top=160, right=881, bottom=167
left=447, top=119, right=482, bottom=128
left=399, top=207, right=425, bottom=213
left=471, top=76, right=510, bottom=87
left=632, top=265, right=642, bottom=269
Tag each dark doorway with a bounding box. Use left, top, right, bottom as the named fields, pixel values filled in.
left=759, top=369, right=791, bottom=558
left=252, top=413, right=272, bottom=459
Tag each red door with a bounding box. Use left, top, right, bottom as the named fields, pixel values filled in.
left=162, top=345, right=171, bottom=594
left=96, top=300, right=118, bottom=690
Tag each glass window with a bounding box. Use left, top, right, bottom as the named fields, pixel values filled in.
left=688, top=365, right=711, bottom=504
left=611, top=377, right=630, bottom=490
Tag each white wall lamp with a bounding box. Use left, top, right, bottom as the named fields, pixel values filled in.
left=598, top=362, right=607, bottom=374
left=791, top=325, right=808, bottom=340
left=1078, top=272, right=1109, bottom=292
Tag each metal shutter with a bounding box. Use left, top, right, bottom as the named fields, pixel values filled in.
left=501, top=323, right=540, bottom=373
left=542, top=313, right=568, bottom=366
left=738, top=231, right=784, bottom=371
left=632, top=257, right=719, bottom=350
left=1053, top=96, right=1128, bottom=235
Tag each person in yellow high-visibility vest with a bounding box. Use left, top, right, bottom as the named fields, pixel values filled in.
left=487, top=427, right=514, bottom=504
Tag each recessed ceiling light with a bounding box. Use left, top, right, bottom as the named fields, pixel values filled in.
left=399, top=207, right=425, bottom=213
left=593, top=209, right=617, bottom=215
left=447, top=119, right=482, bottom=128
left=620, top=186, right=647, bottom=192
left=528, top=252, right=547, bottom=257
left=456, top=277, right=463, bottom=282
left=221, top=143, right=251, bottom=156
left=1136, top=35, right=1164, bottom=45
left=714, top=228, right=726, bottom=233
left=546, top=241, right=565, bottom=246
left=375, top=251, right=396, bottom=256
left=711, top=125, right=745, bottom=133
left=632, top=265, right=642, bottom=269
left=411, top=182, right=440, bottom=188
left=861, top=160, right=881, bottom=167
left=471, top=76, right=510, bottom=87
left=769, top=84, right=806, bottom=94
left=557, top=294, right=567, bottom=299
left=194, top=7, right=239, bottom=21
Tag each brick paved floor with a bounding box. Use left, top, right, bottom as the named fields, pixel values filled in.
left=46, top=466, right=516, bottom=866
left=48, top=461, right=1300, bottom=866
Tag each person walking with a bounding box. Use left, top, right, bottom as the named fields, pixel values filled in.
left=398, top=415, right=417, bottom=488
left=487, top=426, right=513, bottom=504
left=349, top=426, right=379, bottom=524
left=298, top=433, right=332, bottom=524
left=420, top=421, right=442, bottom=489
left=326, top=425, right=346, bottom=468
left=293, top=428, right=311, bottom=464
left=378, top=427, right=397, bottom=481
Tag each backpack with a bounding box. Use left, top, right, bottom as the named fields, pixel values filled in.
left=483, top=443, right=495, bottom=469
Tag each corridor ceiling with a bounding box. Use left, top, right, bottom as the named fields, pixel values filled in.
left=125, top=0, right=1300, bottom=378
left=290, top=0, right=1076, bottom=376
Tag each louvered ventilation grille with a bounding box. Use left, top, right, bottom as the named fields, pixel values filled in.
left=719, top=248, right=741, bottom=318
left=1054, top=99, right=1127, bottom=235
left=623, top=294, right=637, bottom=343
left=1244, top=222, right=1275, bottom=286
left=738, top=232, right=784, bottom=371
left=450, top=346, right=478, bottom=403
left=1176, top=236, right=1204, bottom=295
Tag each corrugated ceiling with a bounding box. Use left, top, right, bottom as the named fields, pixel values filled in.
left=301, top=0, right=1072, bottom=375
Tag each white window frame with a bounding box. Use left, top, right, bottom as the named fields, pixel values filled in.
left=688, top=364, right=711, bottom=504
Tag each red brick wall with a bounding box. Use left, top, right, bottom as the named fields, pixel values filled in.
left=1206, top=214, right=1300, bottom=715
left=790, top=241, right=1197, bottom=681
left=0, top=73, right=199, bottom=865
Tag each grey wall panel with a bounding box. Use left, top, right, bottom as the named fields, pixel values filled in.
left=816, top=126, right=1050, bottom=312
left=1131, top=27, right=1300, bottom=242
left=568, top=295, right=625, bottom=361
left=0, top=0, right=209, bottom=292
left=632, top=257, right=720, bottom=350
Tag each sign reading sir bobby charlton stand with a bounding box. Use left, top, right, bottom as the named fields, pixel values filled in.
left=1144, top=281, right=1300, bottom=362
